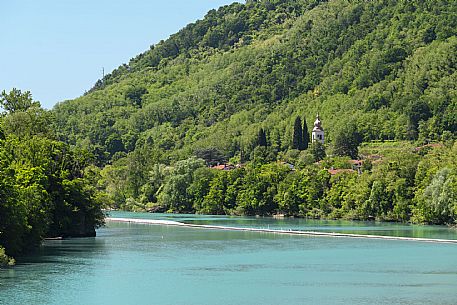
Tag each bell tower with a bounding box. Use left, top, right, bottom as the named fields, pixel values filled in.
left=312, top=114, right=324, bottom=144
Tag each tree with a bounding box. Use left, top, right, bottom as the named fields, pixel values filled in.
left=105, top=133, right=125, bottom=156
left=310, top=141, right=326, bottom=162
left=0, top=89, right=39, bottom=113
left=194, top=147, right=226, bottom=166
left=418, top=168, right=457, bottom=224
left=1, top=106, right=53, bottom=138
left=275, top=167, right=330, bottom=217
left=0, top=168, right=28, bottom=257
left=292, top=116, right=303, bottom=150
left=257, top=128, right=267, bottom=147
left=189, top=167, right=216, bottom=213
left=302, top=116, right=310, bottom=150
left=333, top=121, right=361, bottom=159
left=406, top=100, right=432, bottom=139
left=362, top=180, right=391, bottom=219
left=0, top=92, right=105, bottom=260
left=157, top=157, right=206, bottom=212
left=0, top=89, right=52, bottom=138
left=125, top=86, right=148, bottom=107
left=236, top=163, right=289, bottom=215
left=0, top=247, right=15, bottom=266
left=197, top=171, right=228, bottom=215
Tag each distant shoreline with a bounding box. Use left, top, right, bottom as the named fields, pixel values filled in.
left=106, top=217, right=457, bottom=245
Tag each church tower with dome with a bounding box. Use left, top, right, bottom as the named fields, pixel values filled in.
left=312, top=114, right=324, bottom=144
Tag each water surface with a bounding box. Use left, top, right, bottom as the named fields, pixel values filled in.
left=111, top=211, right=457, bottom=240
left=1, top=213, right=457, bottom=305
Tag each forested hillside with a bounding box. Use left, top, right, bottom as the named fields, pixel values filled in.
left=52, top=1, right=456, bottom=222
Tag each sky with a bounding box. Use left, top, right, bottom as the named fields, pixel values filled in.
left=0, top=0, right=237, bottom=109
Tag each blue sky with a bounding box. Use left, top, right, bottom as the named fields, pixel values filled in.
left=0, top=0, right=236, bottom=109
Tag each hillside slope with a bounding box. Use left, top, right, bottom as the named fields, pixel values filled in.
left=55, top=0, right=456, bottom=161
left=52, top=0, right=457, bottom=221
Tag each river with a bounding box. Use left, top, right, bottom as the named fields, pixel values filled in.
left=1, top=212, right=457, bottom=305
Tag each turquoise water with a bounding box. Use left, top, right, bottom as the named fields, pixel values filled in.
left=110, top=211, right=457, bottom=240
left=1, top=213, right=457, bottom=305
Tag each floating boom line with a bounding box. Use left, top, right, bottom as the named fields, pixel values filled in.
left=106, top=217, right=457, bottom=245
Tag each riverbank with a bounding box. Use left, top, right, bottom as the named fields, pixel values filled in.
left=106, top=217, right=457, bottom=245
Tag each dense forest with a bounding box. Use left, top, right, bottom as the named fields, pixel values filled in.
left=2, top=0, right=457, bottom=263
left=52, top=0, right=456, bottom=218
left=0, top=89, right=104, bottom=265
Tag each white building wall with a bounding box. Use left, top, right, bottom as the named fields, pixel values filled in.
left=312, top=130, right=325, bottom=144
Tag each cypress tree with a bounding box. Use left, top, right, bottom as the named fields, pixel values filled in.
left=292, top=116, right=303, bottom=150
left=302, top=116, right=310, bottom=149
left=257, top=128, right=267, bottom=147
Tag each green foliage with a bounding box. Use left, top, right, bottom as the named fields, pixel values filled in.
left=333, top=120, right=361, bottom=159
left=310, top=141, right=326, bottom=162
left=194, top=147, right=226, bottom=165
left=54, top=0, right=457, bottom=171
left=0, top=89, right=53, bottom=139
left=45, top=1, right=457, bottom=225
left=0, top=88, right=40, bottom=114
left=125, top=86, right=148, bottom=107
left=257, top=128, right=267, bottom=147
left=412, top=143, right=457, bottom=224
left=0, top=90, right=104, bottom=261
left=235, top=163, right=290, bottom=215
left=418, top=168, right=456, bottom=224
left=90, top=0, right=310, bottom=91
left=302, top=116, right=310, bottom=149
left=157, top=157, right=206, bottom=212
left=276, top=167, right=330, bottom=217
left=292, top=116, right=304, bottom=150
left=0, top=247, right=15, bottom=267
left=196, top=170, right=230, bottom=215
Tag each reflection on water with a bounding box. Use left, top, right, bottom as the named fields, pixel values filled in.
left=1, top=213, right=457, bottom=305
left=110, top=211, right=457, bottom=240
